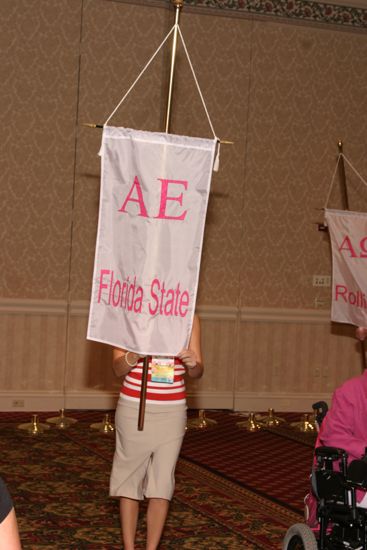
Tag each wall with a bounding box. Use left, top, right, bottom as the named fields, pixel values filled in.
left=1, top=0, right=367, bottom=412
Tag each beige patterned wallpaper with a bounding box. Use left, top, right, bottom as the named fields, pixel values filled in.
left=241, top=22, right=367, bottom=308
left=69, top=0, right=170, bottom=301
left=1, top=0, right=82, bottom=299
left=1, top=0, right=367, bottom=310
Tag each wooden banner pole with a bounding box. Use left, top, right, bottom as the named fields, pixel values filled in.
left=164, top=0, right=184, bottom=133
left=337, top=140, right=349, bottom=211
left=138, top=355, right=150, bottom=430
left=137, top=0, right=184, bottom=431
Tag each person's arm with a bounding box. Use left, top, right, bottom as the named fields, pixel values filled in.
left=112, top=348, right=141, bottom=377
left=177, top=314, right=204, bottom=379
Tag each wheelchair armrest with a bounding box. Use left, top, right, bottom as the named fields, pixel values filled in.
left=315, top=446, right=348, bottom=461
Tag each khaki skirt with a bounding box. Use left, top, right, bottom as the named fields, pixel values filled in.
left=110, top=397, right=187, bottom=501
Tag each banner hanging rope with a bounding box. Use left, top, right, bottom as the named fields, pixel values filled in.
left=176, top=26, right=217, bottom=140
left=324, top=153, right=367, bottom=210
left=104, top=25, right=176, bottom=126
left=104, top=24, right=218, bottom=143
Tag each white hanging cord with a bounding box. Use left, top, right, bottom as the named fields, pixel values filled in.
left=177, top=25, right=218, bottom=141
left=104, top=25, right=176, bottom=126
left=324, top=154, right=342, bottom=209
left=324, top=153, right=367, bottom=210
left=342, top=153, right=367, bottom=189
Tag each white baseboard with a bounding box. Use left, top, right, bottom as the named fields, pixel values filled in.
left=186, top=391, right=234, bottom=410
left=0, top=391, right=119, bottom=412
left=0, top=390, right=331, bottom=413
left=233, top=392, right=332, bottom=413
left=0, top=391, right=234, bottom=412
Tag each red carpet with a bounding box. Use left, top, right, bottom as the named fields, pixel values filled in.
left=182, top=410, right=315, bottom=514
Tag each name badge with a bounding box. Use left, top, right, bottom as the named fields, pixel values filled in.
left=150, top=356, right=175, bottom=384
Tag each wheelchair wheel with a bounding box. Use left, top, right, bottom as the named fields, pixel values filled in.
left=282, top=523, right=318, bottom=550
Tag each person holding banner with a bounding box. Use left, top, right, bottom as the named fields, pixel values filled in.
left=110, top=314, right=203, bottom=550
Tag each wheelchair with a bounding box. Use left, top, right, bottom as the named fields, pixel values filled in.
left=283, top=445, right=367, bottom=549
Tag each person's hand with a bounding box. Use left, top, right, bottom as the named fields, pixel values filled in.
left=125, top=351, right=144, bottom=367
left=356, top=327, right=367, bottom=342
left=177, top=349, right=197, bottom=370
left=112, top=350, right=145, bottom=377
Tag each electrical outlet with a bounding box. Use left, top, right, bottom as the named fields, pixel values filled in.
left=12, top=399, right=24, bottom=408
left=313, top=275, right=331, bottom=287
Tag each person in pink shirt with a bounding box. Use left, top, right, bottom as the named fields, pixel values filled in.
left=313, top=326, right=367, bottom=507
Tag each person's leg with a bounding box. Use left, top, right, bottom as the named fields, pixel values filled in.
left=0, top=508, right=22, bottom=550
left=120, top=497, right=139, bottom=550
left=146, top=498, right=170, bottom=550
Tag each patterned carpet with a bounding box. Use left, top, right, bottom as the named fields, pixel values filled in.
left=182, top=410, right=316, bottom=515
left=0, top=410, right=315, bottom=549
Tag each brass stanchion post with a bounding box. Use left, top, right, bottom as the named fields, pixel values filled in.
left=18, top=414, right=50, bottom=435
left=90, top=413, right=115, bottom=434
left=186, top=409, right=217, bottom=430
left=290, top=413, right=316, bottom=433
left=236, top=412, right=262, bottom=432
left=258, top=408, right=285, bottom=428
left=46, top=408, right=77, bottom=429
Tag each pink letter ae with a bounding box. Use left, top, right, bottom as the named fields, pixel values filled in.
left=155, top=179, right=188, bottom=221
left=118, top=176, right=148, bottom=218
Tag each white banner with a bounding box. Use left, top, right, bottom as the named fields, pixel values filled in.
left=87, top=126, right=216, bottom=355
left=325, top=208, right=367, bottom=326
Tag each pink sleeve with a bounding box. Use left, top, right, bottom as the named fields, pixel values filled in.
left=319, top=387, right=367, bottom=461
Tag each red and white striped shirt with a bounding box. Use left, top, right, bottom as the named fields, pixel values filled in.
left=121, top=357, right=186, bottom=405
